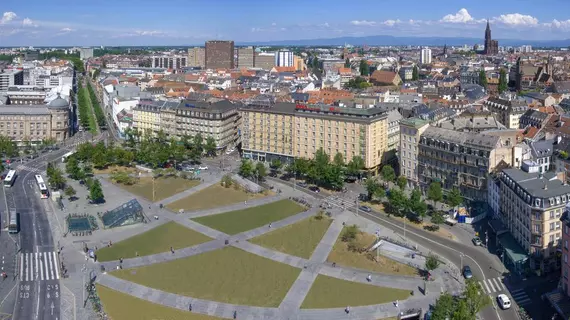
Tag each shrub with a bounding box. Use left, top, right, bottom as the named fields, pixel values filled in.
left=341, top=224, right=359, bottom=242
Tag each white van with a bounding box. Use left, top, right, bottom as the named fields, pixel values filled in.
left=497, top=294, right=511, bottom=309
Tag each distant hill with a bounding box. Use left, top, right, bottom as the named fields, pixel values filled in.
left=240, top=35, right=570, bottom=47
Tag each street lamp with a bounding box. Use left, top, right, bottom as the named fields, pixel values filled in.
left=460, top=253, right=465, bottom=269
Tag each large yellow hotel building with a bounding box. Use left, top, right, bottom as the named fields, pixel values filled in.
left=240, top=102, right=388, bottom=172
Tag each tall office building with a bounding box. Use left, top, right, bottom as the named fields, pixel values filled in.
left=420, top=47, right=432, bottom=65
left=187, top=47, right=205, bottom=68
left=237, top=47, right=255, bottom=68
left=255, top=52, right=276, bottom=70
left=151, top=56, right=188, bottom=69
left=205, top=40, right=235, bottom=69
left=0, top=70, right=24, bottom=92
left=275, top=51, right=294, bottom=67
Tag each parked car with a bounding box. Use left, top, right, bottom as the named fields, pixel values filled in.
left=309, top=186, right=320, bottom=193
left=296, top=182, right=308, bottom=188
left=497, top=294, right=511, bottom=309
left=198, top=165, right=208, bottom=170
left=359, top=205, right=372, bottom=213
left=472, top=237, right=482, bottom=246
left=462, top=266, right=473, bottom=279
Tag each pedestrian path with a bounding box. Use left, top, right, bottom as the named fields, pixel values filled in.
left=160, top=179, right=220, bottom=205
left=478, top=277, right=506, bottom=294
left=510, top=288, right=532, bottom=306
left=20, top=251, right=60, bottom=282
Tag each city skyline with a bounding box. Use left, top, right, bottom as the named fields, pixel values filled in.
left=2, top=0, right=570, bottom=46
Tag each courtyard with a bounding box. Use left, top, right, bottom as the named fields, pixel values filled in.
left=166, top=184, right=269, bottom=212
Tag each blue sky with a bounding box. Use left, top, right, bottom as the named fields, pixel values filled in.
left=1, top=0, right=570, bottom=46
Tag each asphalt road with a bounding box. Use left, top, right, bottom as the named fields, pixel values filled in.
left=11, top=144, right=87, bottom=320
left=267, top=176, right=518, bottom=320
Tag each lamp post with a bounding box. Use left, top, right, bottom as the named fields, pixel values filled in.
left=152, top=176, right=156, bottom=202
left=460, top=253, right=465, bottom=269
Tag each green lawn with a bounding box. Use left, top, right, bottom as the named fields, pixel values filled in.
left=301, top=275, right=411, bottom=308
left=112, top=246, right=300, bottom=307
left=327, top=232, right=418, bottom=276
left=96, top=221, right=212, bottom=262
left=166, top=184, right=269, bottom=212
left=249, top=216, right=332, bottom=259
left=192, top=199, right=305, bottom=235
left=118, top=176, right=200, bottom=202
left=97, top=284, right=226, bottom=320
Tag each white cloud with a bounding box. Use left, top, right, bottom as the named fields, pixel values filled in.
left=22, top=18, right=36, bottom=27
left=382, top=19, right=401, bottom=27
left=350, top=20, right=376, bottom=26
left=0, top=12, right=17, bottom=24
left=271, top=22, right=276, bottom=26
left=493, top=13, right=538, bottom=26
left=440, top=8, right=476, bottom=23
left=135, top=30, right=162, bottom=36
left=547, top=19, right=570, bottom=29
left=60, top=27, right=74, bottom=32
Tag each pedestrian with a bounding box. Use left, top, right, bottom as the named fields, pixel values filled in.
left=170, top=247, right=174, bottom=254
left=367, top=274, right=371, bottom=282
left=345, top=306, right=350, bottom=314
left=269, top=223, right=272, bottom=228
left=189, top=303, right=192, bottom=311
left=119, top=257, right=123, bottom=264
left=332, top=262, right=336, bottom=268
left=233, top=310, right=237, bottom=319
left=136, top=251, right=139, bottom=257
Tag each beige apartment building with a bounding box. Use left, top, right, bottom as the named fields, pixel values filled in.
left=499, top=167, right=570, bottom=273
left=241, top=102, right=388, bottom=172
left=132, top=99, right=239, bottom=149
left=417, top=126, right=517, bottom=201
left=484, top=97, right=528, bottom=129
left=399, top=117, right=430, bottom=187
left=187, top=47, right=205, bottom=68
left=0, top=96, right=71, bottom=143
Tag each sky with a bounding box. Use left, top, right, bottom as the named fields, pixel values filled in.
left=1, top=0, right=570, bottom=46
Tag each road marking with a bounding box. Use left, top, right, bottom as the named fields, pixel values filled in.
left=19, top=254, right=23, bottom=281
left=482, top=280, right=491, bottom=293
left=488, top=279, right=496, bottom=292
left=491, top=278, right=502, bottom=291
left=28, top=253, right=32, bottom=282
left=39, top=253, right=44, bottom=281
left=52, top=252, right=59, bottom=280
left=47, top=251, right=54, bottom=280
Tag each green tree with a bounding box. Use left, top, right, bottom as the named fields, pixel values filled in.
left=431, top=293, right=456, bottom=320
left=388, top=188, right=407, bottom=216
left=89, top=179, right=105, bottom=204
left=204, top=136, right=217, bottom=157
left=381, top=165, right=396, bottom=183
left=431, top=211, right=445, bottom=225
left=374, top=187, right=386, bottom=200
left=397, top=176, right=407, bottom=190
left=312, top=56, right=320, bottom=69
left=359, top=60, right=370, bottom=76
left=412, top=65, right=419, bottom=81
left=344, top=58, right=350, bottom=68
left=446, top=187, right=463, bottom=208
left=463, top=278, right=490, bottom=317
left=341, top=224, right=359, bottom=242
left=48, top=168, right=66, bottom=190
left=64, top=185, right=76, bottom=200
left=479, top=70, right=488, bottom=89
left=333, top=152, right=345, bottom=167
left=255, top=162, right=267, bottom=181
left=269, top=159, right=283, bottom=172
left=427, top=182, right=443, bottom=209
left=498, top=68, right=508, bottom=94
left=65, top=157, right=82, bottom=180
left=238, top=159, right=254, bottom=178
left=365, top=179, right=381, bottom=200
left=346, top=156, right=364, bottom=177
left=425, top=253, right=441, bottom=272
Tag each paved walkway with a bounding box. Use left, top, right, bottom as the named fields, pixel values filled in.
left=88, top=175, right=445, bottom=319
left=160, top=178, right=219, bottom=205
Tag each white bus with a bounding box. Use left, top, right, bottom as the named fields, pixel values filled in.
left=35, top=175, right=49, bottom=199
left=62, top=151, right=75, bottom=163
left=3, top=170, right=16, bottom=187
left=8, top=210, right=18, bottom=234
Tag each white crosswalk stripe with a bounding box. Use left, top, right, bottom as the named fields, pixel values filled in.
left=15, top=164, right=46, bottom=175
left=510, top=288, right=532, bottom=306
left=19, top=251, right=60, bottom=282
left=479, top=277, right=506, bottom=294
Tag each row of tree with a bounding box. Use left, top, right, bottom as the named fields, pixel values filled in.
left=86, top=82, right=106, bottom=129
left=47, top=161, right=104, bottom=204
left=77, top=82, right=97, bottom=133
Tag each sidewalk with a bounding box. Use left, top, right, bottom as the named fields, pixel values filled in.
left=160, top=179, right=220, bottom=205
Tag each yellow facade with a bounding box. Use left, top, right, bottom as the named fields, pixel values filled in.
left=241, top=103, right=388, bottom=171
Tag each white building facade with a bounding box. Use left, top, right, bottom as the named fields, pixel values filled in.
left=420, top=48, right=432, bottom=65
left=275, top=51, right=294, bottom=67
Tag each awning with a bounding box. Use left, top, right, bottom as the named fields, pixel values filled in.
left=498, top=233, right=528, bottom=265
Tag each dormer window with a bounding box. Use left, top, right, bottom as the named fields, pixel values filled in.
left=535, top=199, right=541, bottom=207
left=557, top=197, right=561, bottom=205
left=550, top=198, right=555, bottom=205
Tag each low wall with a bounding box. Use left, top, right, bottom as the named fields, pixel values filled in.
left=232, top=174, right=263, bottom=193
